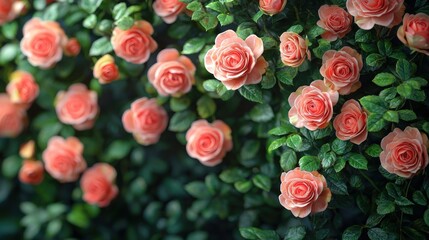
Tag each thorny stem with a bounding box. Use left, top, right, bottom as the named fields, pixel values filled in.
left=399, top=179, right=413, bottom=240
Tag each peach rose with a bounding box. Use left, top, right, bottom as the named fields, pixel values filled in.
left=6, top=70, right=39, bottom=106
left=55, top=83, right=98, bottom=131
left=397, top=13, right=429, bottom=56
left=317, top=5, right=353, bottom=41
left=111, top=20, right=158, bottom=64
left=148, top=48, right=196, bottom=96
left=320, top=46, right=363, bottom=95
left=20, top=140, right=35, bottom=159
left=81, top=163, right=118, bottom=207
left=346, top=0, right=405, bottom=30
left=153, top=0, right=186, bottom=24
left=93, top=54, right=120, bottom=84
left=380, top=127, right=429, bottom=178
left=0, top=94, right=26, bottom=137
left=122, top=97, right=168, bottom=145
left=20, top=18, right=67, bottom=68
left=204, top=30, right=268, bottom=90
left=42, top=136, right=87, bottom=182
left=0, top=0, right=24, bottom=25
left=19, top=160, right=44, bottom=185
left=259, top=0, right=287, bottom=16
left=279, top=168, right=332, bottom=218
left=186, top=120, right=233, bottom=167
left=333, top=100, right=368, bottom=145
left=64, top=38, right=81, bottom=56
left=279, top=32, right=310, bottom=67
left=288, top=80, right=338, bottom=131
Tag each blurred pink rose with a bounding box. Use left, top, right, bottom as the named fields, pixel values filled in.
left=19, top=160, right=44, bottom=185
left=346, top=0, right=405, bottom=30
left=0, top=0, right=24, bottom=25
left=186, top=120, right=233, bottom=167
left=56, top=83, right=98, bottom=131
left=42, top=136, right=87, bottom=182
left=279, top=32, right=310, bottom=67
left=320, top=47, right=363, bottom=95
left=148, top=48, right=195, bottom=96
left=153, top=0, right=186, bottom=24
left=259, top=0, right=287, bottom=15
left=397, top=13, right=429, bottom=56
left=111, top=20, right=158, bottom=64
left=122, top=97, right=168, bottom=145
left=6, top=70, right=39, bottom=106
left=279, top=168, right=332, bottom=218
left=64, top=38, right=81, bottom=56
left=380, top=127, right=429, bottom=178
left=0, top=94, right=26, bottom=137
left=81, top=163, right=118, bottom=207
left=317, top=5, right=352, bottom=41
left=93, top=54, right=120, bottom=84
left=288, top=80, right=338, bottom=130
left=333, top=99, right=367, bottom=145
left=20, top=18, right=67, bottom=68
left=204, top=30, right=268, bottom=90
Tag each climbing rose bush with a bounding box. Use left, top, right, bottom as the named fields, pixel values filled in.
left=0, top=1, right=429, bottom=239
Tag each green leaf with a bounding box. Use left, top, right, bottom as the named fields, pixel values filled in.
left=105, top=140, right=132, bottom=162
left=276, top=67, right=298, bottom=85
left=115, top=16, right=134, bottom=30
left=79, top=0, right=103, bottom=13
left=170, top=97, right=191, bottom=112
left=219, top=168, right=248, bottom=183
left=298, top=156, right=320, bottom=171
left=383, top=110, right=399, bottom=123
left=2, top=156, right=21, bottom=179
left=239, top=227, right=279, bottom=240
left=287, top=25, right=304, bottom=34
left=234, top=180, right=253, bottom=193
left=367, top=228, right=389, bottom=240
left=280, top=149, right=297, bottom=172
left=376, top=196, right=395, bottom=215
left=359, top=95, right=387, bottom=113
left=199, top=14, right=218, bottom=31
left=206, top=2, right=226, bottom=12
left=112, top=2, right=127, bottom=20
left=342, top=225, right=362, bottom=240
left=241, top=140, right=260, bottom=161
left=424, top=209, right=429, bottom=226
left=267, top=137, right=288, bottom=153
left=284, top=226, right=306, bottom=240
left=367, top=113, right=388, bottom=132
left=252, top=174, right=271, bottom=192
left=377, top=40, right=393, bottom=56
left=202, top=79, right=221, bottom=92
left=397, top=109, right=417, bottom=121
left=252, top=10, right=264, bottom=22
left=365, top=144, right=382, bottom=158
left=308, top=25, right=325, bottom=39
left=372, top=73, right=396, bottom=87
left=396, top=59, right=411, bottom=80
left=218, top=14, right=234, bottom=26
left=268, top=124, right=296, bottom=136
left=379, top=87, right=397, bottom=101
left=238, top=85, right=263, bottom=103
left=169, top=111, right=197, bottom=132
left=332, top=138, right=353, bottom=155
left=1, top=22, right=18, bottom=39
left=355, top=29, right=373, bottom=43
left=397, top=82, right=413, bottom=98
left=412, top=191, right=427, bottom=206
left=366, top=53, right=385, bottom=68
left=89, top=37, right=113, bottom=56
left=321, top=152, right=336, bottom=168
left=334, top=157, right=347, bottom=172
left=236, top=22, right=257, bottom=39
left=249, top=104, right=274, bottom=123
left=182, top=37, right=206, bottom=55
left=286, top=134, right=303, bottom=150
left=313, top=39, right=331, bottom=59
left=0, top=43, right=19, bottom=64
left=197, top=95, right=216, bottom=118
left=46, top=220, right=62, bottom=237
left=261, top=37, right=277, bottom=50
left=366, top=214, right=384, bottom=228
left=185, top=182, right=211, bottom=199
left=187, top=1, right=203, bottom=11
left=168, top=22, right=191, bottom=39
left=66, top=204, right=90, bottom=228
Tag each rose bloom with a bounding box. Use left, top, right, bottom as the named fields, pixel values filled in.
left=81, top=163, right=118, bottom=207
left=153, top=0, right=186, bottom=24
left=6, top=70, right=39, bottom=106
left=346, top=0, right=405, bottom=30
left=279, top=32, right=310, bottom=67
left=0, top=0, right=24, bottom=25
left=259, top=0, right=287, bottom=16
left=397, top=13, right=429, bottom=56
left=186, top=120, right=233, bottom=167
left=93, top=54, right=120, bottom=84
left=20, top=18, right=67, bottom=69
left=320, top=46, right=363, bottom=95
left=19, top=160, right=44, bottom=185
left=42, top=136, right=87, bottom=182
left=333, top=100, right=367, bottom=145
left=56, top=83, right=98, bottom=131
left=148, top=48, right=196, bottom=96
left=111, top=20, right=158, bottom=64
left=317, top=5, right=353, bottom=41
left=64, top=38, right=81, bottom=56
left=0, top=94, right=26, bottom=137
left=122, top=97, right=168, bottom=145
left=380, top=127, right=429, bottom=178
left=20, top=140, right=35, bottom=159
left=288, top=80, right=338, bottom=131
left=205, top=30, right=268, bottom=90
left=279, top=168, right=332, bottom=218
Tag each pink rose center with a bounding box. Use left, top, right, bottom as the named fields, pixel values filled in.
left=101, top=64, right=118, bottom=80
left=160, top=67, right=187, bottom=88
left=30, top=32, right=56, bottom=57
left=64, top=96, right=89, bottom=119
left=361, top=0, right=386, bottom=11
left=51, top=153, right=76, bottom=174
left=85, top=177, right=111, bottom=201
left=328, top=14, right=346, bottom=30
left=121, top=32, right=148, bottom=55
left=410, top=20, right=429, bottom=32
left=197, top=131, right=222, bottom=154
left=283, top=40, right=298, bottom=56
left=136, top=108, right=162, bottom=132
left=288, top=181, right=315, bottom=202
left=303, top=97, right=325, bottom=116
left=219, top=46, right=251, bottom=74
left=394, top=142, right=419, bottom=164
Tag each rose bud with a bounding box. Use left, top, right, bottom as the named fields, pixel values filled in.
left=93, top=54, right=120, bottom=84
left=6, top=70, right=39, bottom=107
left=153, top=0, right=186, bottom=24
left=64, top=38, right=81, bottom=56
left=19, top=160, right=44, bottom=185
left=259, top=0, right=287, bottom=16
